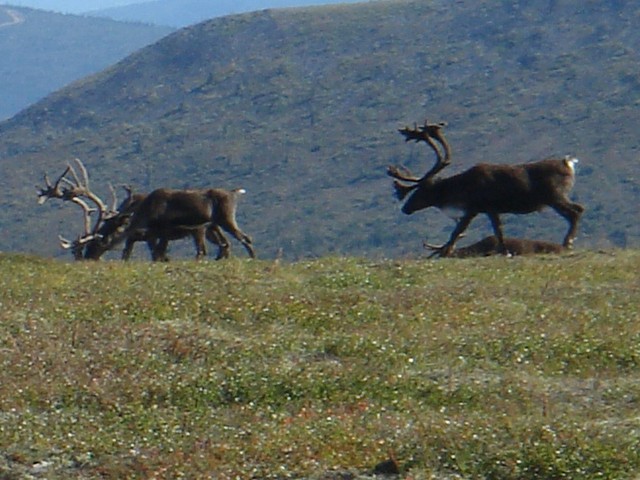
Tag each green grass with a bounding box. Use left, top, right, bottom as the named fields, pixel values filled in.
left=1, top=250, right=639, bottom=479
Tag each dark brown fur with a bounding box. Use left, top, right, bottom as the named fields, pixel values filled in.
left=86, top=188, right=255, bottom=261
left=428, top=236, right=564, bottom=258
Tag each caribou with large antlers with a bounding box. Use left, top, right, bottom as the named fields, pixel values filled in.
left=37, top=160, right=255, bottom=261
left=388, top=120, right=584, bottom=257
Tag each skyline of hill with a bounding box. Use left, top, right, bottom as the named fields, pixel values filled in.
left=88, top=0, right=367, bottom=28
left=0, top=0, right=638, bottom=260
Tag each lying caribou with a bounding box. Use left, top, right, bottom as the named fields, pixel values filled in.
left=388, top=120, right=584, bottom=257
left=91, top=187, right=256, bottom=261
left=424, top=236, right=565, bottom=258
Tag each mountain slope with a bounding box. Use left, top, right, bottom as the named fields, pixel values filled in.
left=0, top=0, right=637, bottom=260
left=88, top=0, right=369, bottom=27
left=0, top=5, right=174, bottom=120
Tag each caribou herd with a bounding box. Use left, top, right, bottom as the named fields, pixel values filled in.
left=37, top=159, right=255, bottom=261
left=37, top=118, right=583, bottom=261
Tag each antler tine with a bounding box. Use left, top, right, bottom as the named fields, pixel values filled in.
left=390, top=119, right=451, bottom=185
left=70, top=197, right=97, bottom=237
left=389, top=121, right=433, bottom=184
left=57, top=195, right=95, bottom=260
left=421, top=120, right=450, bottom=162
left=37, top=166, right=71, bottom=204
left=63, top=158, right=89, bottom=189
left=73, top=157, right=91, bottom=189
left=63, top=159, right=82, bottom=190
left=423, top=242, right=445, bottom=259
left=107, top=183, right=120, bottom=216
left=58, top=235, right=84, bottom=261
left=416, top=120, right=451, bottom=182
left=68, top=159, right=109, bottom=220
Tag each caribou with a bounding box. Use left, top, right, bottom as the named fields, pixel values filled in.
left=388, top=120, right=584, bottom=257
left=424, top=236, right=565, bottom=258
left=37, top=159, right=255, bottom=261
left=87, top=187, right=256, bottom=261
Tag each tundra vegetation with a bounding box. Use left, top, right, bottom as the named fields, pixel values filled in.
left=1, top=250, right=639, bottom=479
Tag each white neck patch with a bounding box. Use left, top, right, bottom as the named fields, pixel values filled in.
left=564, top=155, right=579, bottom=174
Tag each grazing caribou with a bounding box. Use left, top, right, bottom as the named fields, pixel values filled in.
left=388, top=120, right=584, bottom=257
left=424, top=236, right=565, bottom=258
left=37, top=159, right=255, bottom=261
left=96, top=187, right=256, bottom=261
left=82, top=190, right=224, bottom=261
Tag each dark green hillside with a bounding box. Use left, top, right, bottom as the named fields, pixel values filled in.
left=0, top=0, right=638, bottom=260
left=0, top=5, right=174, bottom=120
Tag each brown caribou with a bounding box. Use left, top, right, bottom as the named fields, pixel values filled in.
left=388, top=120, right=584, bottom=257
left=93, top=187, right=256, bottom=261
left=38, top=160, right=255, bottom=261
left=424, top=236, right=565, bottom=258
left=81, top=190, right=214, bottom=261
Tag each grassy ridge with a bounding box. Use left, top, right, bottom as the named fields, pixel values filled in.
left=1, top=251, right=639, bottom=478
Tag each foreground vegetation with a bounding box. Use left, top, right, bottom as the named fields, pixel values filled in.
left=1, top=250, right=639, bottom=479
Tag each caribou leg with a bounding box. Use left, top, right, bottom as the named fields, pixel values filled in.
left=151, top=237, right=170, bottom=261
left=432, top=213, right=477, bottom=258
left=192, top=228, right=207, bottom=259
left=551, top=200, right=584, bottom=248
left=218, top=220, right=255, bottom=258
left=487, top=213, right=509, bottom=255
left=206, top=225, right=231, bottom=260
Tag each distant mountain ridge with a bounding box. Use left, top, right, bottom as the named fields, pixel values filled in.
left=87, top=0, right=368, bottom=27
left=0, top=5, right=173, bottom=119
left=0, top=0, right=637, bottom=259
left=0, top=1, right=140, bottom=14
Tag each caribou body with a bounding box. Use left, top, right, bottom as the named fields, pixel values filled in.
left=37, top=160, right=255, bottom=261
left=92, top=187, right=256, bottom=261
left=388, top=120, right=584, bottom=257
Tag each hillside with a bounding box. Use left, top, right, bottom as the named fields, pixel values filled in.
left=0, top=5, right=174, bottom=120
left=88, top=0, right=368, bottom=28
left=0, top=0, right=638, bottom=260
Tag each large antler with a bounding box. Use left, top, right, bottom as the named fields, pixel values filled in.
left=37, top=158, right=114, bottom=258
left=387, top=119, right=451, bottom=200
left=58, top=197, right=102, bottom=260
